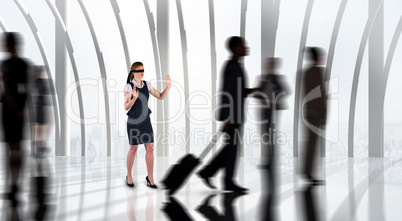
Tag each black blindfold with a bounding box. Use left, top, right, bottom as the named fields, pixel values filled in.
left=130, top=69, right=144, bottom=73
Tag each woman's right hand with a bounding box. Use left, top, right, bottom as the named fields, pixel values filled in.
left=132, top=87, right=139, bottom=100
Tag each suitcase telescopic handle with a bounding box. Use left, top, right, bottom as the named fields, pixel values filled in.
left=199, top=132, right=222, bottom=160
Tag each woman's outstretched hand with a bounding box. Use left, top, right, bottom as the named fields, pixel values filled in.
left=166, top=75, right=171, bottom=88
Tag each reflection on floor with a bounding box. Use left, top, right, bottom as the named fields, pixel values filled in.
left=1, top=155, right=402, bottom=220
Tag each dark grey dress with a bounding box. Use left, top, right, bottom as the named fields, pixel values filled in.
left=126, top=81, right=153, bottom=145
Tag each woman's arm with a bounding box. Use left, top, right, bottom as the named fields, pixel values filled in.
left=124, top=88, right=138, bottom=110
left=149, top=75, right=171, bottom=100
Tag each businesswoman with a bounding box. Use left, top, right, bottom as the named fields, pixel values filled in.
left=123, top=61, right=171, bottom=188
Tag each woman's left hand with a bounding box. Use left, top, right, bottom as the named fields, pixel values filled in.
left=166, top=75, right=171, bottom=88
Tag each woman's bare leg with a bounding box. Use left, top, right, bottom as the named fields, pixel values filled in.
left=126, top=190, right=137, bottom=221
left=126, top=145, right=138, bottom=184
left=145, top=191, right=154, bottom=221
left=144, top=143, right=155, bottom=185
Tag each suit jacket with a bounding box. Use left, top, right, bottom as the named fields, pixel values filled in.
left=259, top=73, right=290, bottom=110
left=1, top=56, right=29, bottom=112
left=302, top=66, right=327, bottom=117
left=217, top=59, right=250, bottom=124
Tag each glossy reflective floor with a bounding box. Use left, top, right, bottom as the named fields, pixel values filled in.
left=1, top=154, right=402, bottom=220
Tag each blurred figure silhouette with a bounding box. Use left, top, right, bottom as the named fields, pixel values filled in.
left=1, top=32, right=30, bottom=220
left=162, top=197, right=194, bottom=221
left=197, top=36, right=258, bottom=192
left=196, top=194, right=220, bottom=220
left=299, top=184, right=319, bottom=221
left=32, top=66, right=53, bottom=154
left=258, top=57, right=290, bottom=221
left=30, top=65, right=54, bottom=220
left=301, top=47, right=327, bottom=185
left=197, top=192, right=247, bottom=221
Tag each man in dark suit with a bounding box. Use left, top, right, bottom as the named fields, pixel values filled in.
left=197, top=36, right=257, bottom=192
left=1, top=32, right=29, bottom=219
left=301, top=47, right=327, bottom=184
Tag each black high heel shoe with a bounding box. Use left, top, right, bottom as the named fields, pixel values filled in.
left=126, top=176, right=134, bottom=188
left=146, top=176, right=158, bottom=189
